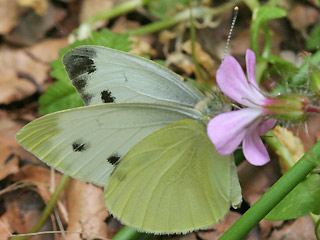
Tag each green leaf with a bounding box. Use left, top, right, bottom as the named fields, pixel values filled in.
left=38, top=81, right=83, bottom=115
left=148, top=0, right=190, bottom=19
left=41, top=29, right=132, bottom=114
left=307, top=23, right=320, bottom=51
left=265, top=174, right=320, bottom=220
left=265, top=55, right=298, bottom=95
left=250, top=6, right=287, bottom=54
left=271, top=49, right=320, bottom=94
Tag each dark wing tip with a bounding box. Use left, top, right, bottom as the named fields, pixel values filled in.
left=62, top=46, right=98, bottom=80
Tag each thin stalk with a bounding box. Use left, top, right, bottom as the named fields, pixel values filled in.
left=219, top=140, right=320, bottom=240
left=77, top=0, right=151, bottom=39
left=129, top=1, right=240, bottom=36
left=261, top=23, right=271, bottom=58
left=189, top=5, right=209, bottom=86
left=10, top=175, right=71, bottom=240
left=129, top=7, right=209, bottom=36
left=84, top=0, right=151, bottom=26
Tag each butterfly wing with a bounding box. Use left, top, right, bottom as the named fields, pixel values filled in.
left=16, top=104, right=201, bottom=186
left=63, top=45, right=206, bottom=107
left=104, top=119, right=241, bottom=234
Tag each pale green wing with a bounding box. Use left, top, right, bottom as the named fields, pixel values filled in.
left=16, top=104, right=201, bottom=186
left=104, top=119, right=241, bottom=234
left=63, top=45, right=206, bottom=107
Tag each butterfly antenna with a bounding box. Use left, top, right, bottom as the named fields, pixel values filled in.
left=222, top=6, right=239, bottom=61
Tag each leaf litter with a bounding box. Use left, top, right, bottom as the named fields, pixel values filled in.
left=0, top=0, right=319, bottom=239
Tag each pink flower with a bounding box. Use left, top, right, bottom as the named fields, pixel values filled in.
left=207, top=49, right=276, bottom=166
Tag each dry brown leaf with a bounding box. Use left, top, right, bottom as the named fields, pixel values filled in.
left=11, top=165, right=64, bottom=204
left=0, top=0, right=19, bottom=34
left=159, top=30, right=178, bottom=47
left=170, top=212, right=257, bottom=240
left=229, top=29, right=251, bottom=56
left=111, top=16, right=141, bottom=33
left=238, top=160, right=281, bottom=206
left=5, top=3, right=66, bottom=46
left=3, top=189, right=54, bottom=240
left=79, top=0, right=114, bottom=28
left=129, top=36, right=156, bottom=57
left=17, top=0, right=48, bottom=15
left=166, top=52, right=195, bottom=75
left=272, top=126, right=305, bottom=173
left=0, top=214, right=13, bottom=240
left=287, top=3, right=319, bottom=38
left=111, top=17, right=157, bottom=57
left=182, top=40, right=217, bottom=80
left=265, top=216, right=316, bottom=240
left=0, top=38, right=67, bottom=104
left=66, top=180, right=108, bottom=240
left=0, top=111, right=24, bottom=181
left=293, top=115, right=320, bottom=152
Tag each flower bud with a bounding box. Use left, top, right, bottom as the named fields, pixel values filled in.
left=263, top=94, right=309, bottom=122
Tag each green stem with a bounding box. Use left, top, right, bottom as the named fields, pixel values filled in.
left=112, top=226, right=153, bottom=240
left=219, top=140, right=320, bottom=240
left=84, top=0, right=151, bottom=26
left=129, top=1, right=240, bottom=36
left=261, top=23, right=271, bottom=58
left=189, top=5, right=209, bottom=86
left=10, top=175, right=71, bottom=240
left=129, top=7, right=209, bottom=36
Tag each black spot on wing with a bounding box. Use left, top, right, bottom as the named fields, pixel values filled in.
left=63, top=47, right=97, bottom=80
left=107, top=154, right=121, bottom=165
left=72, top=139, right=90, bottom=152
left=101, top=90, right=116, bottom=103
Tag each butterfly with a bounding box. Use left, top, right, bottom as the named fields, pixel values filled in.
left=16, top=45, right=242, bottom=234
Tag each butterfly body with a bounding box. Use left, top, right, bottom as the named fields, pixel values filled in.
left=16, top=45, right=241, bottom=234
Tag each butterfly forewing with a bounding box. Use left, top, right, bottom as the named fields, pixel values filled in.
left=16, top=104, right=202, bottom=186
left=63, top=45, right=206, bottom=107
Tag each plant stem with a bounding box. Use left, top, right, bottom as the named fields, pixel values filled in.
left=112, top=226, right=153, bottom=240
left=84, top=0, right=151, bottom=26
left=189, top=6, right=209, bottom=86
left=129, top=1, right=240, bottom=36
left=306, top=105, right=320, bottom=113
left=129, top=7, right=209, bottom=36
left=10, top=175, right=71, bottom=240
left=219, top=140, right=320, bottom=240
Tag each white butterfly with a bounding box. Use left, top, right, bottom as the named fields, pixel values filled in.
left=16, top=46, right=241, bottom=234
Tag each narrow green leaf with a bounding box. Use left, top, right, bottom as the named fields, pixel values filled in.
left=250, top=6, right=287, bottom=53
left=307, top=24, right=320, bottom=51
left=148, top=0, right=191, bottom=19
left=265, top=174, right=320, bottom=220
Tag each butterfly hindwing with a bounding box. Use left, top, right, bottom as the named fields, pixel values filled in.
left=104, top=119, right=241, bottom=234
left=16, top=104, right=202, bottom=186
left=62, top=45, right=206, bottom=107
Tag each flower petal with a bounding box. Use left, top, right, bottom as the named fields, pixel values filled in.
left=207, top=108, right=263, bottom=155
left=245, top=49, right=259, bottom=88
left=217, top=54, right=265, bottom=108
left=258, top=118, right=277, bottom=136
left=242, top=122, right=271, bottom=166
